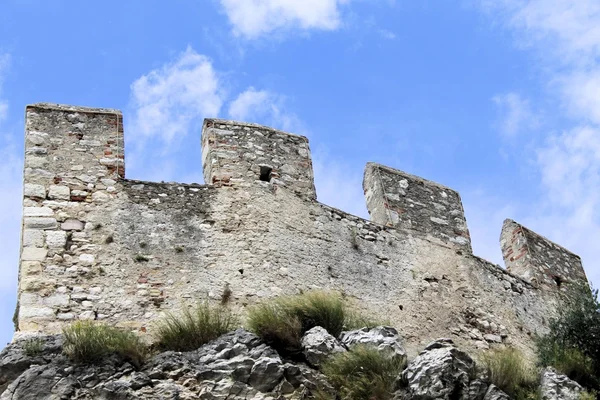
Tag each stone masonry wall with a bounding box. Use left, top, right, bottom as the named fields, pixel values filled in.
left=16, top=103, right=589, bottom=360
left=364, top=163, right=472, bottom=253
left=19, top=104, right=124, bottom=331
left=202, top=118, right=316, bottom=200
left=500, top=219, right=588, bottom=289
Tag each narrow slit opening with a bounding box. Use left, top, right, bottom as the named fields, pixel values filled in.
left=259, top=166, right=272, bottom=182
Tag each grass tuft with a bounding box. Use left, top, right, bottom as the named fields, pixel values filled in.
left=22, top=338, right=44, bottom=357
left=248, top=291, right=350, bottom=355
left=481, top=347, right=537, bottom=398
left=63, top=321, right=147, bottom=368
left=319, top=345, right=405, bottom=400
left=155, top=302, right=238, bottom=352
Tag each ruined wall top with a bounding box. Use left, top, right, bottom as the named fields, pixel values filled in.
left=363, top=163, right=472, bottom=253
left=500, top=219, right=587, bottom=289
left=201, top=118, right=317, bottom=200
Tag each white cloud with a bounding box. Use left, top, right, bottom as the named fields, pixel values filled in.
left=127, top=47, right=225, bottom=182
left=480, top=0, right=600, bottom=286
left=129, top=47, right=223, bottom=144
left=228, top=87, right=300, bottom=132
left=492, top=92, right=539, bottom=137
left=218, top=0, right=350, bottom=39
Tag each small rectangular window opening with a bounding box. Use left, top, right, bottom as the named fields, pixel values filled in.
left=259, top=166, right=273, bottom=182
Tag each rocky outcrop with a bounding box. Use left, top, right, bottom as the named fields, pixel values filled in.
left=540, top=368, right=582, bottom=400
left=1, top=329, right=324, bottom=400
left=400, top=338, right=481, bottom=400
left=300, top=327, right=345, bottom=367
left=0, top=330, right=592, bottom=400
left=340, top=326, right=407, bottom=364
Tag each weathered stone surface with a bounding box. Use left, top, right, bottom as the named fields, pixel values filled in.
left=483, top=384, right=511, bottom=400
left=45, top=231, right=66, bottom=248
left=540, top=367, right=582, bottom=400
left=20, top=248, right=48, bottom=262
left=301, top=326, right=345, bottom=367
left=13, top=104, right=590, bottom=366
left=60, top=219, right=84, bottom=231
left=0, top=335, right=62, bottom=395
left=340, top=326, right=406, bottom=364
left=47, top=185, right=70, bottom=200
left=22, top=230, right=44, bottom=248
left=402, top=338, right=476, bottom=400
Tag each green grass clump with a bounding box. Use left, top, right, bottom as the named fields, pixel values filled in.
left=155, top=302, right=238, bottom=352
left=22, top=338, right=44, bottom=357
left=63, top=321, right=147, bottom=368
left=481, top=347, right=538, bottom=399
left=248, top=291, right=346, bottom=354
left=344, top=311, right=390, bottom=330
left=319, top=345, right=405, bottom=400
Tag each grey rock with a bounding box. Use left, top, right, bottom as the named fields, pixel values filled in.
left=483, top=384, right=511, bottom=400
left=301, top=326, right=345, bottom=367
left=248, top=357, right=284, bottom=392
left=540, top=367, right=582, bottom=400
left=0, top=335, right=62, bottom=396
left=402, top=338, right=475, bottom=400
left=340, top=326, right=407, bottom=364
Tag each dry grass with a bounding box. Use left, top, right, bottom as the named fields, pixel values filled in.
left=155, top=302, right=238, bottom=352
left=63, top=321, right=148, bottom=368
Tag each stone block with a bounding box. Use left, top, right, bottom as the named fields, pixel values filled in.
left=21, top=261, right=43, bottom=276
left=61, top=219, right=84, bottom=231
left=44, top=294, right=70, bottom=307
left=46, top=230, right=67, bottom=248
left=21, top=247, right=48, bottom=261
left=23, top=229, right=44, bottom=247
left=23, top=183, right=46, bottom=199
left=19, top=306, right=55, bottom=319
left=48, top=185, right=70, bottom=200
left=24, top=217, right=58, bottom=230
left=79, top=254, right=95, bottom=266
left=23, top=206, right=54, bottom=217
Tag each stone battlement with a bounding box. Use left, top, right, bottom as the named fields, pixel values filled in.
left=15, top=103, right=589, bottom=357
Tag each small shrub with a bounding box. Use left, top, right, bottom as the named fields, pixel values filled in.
left=536, top=284, right=600, bottom=391
left=155, top=302, right=237, bottom=352
left=174, top=246, right=184, bottom=253
left=104, top=234, right=114, bottom=244
left=134, top=254, right=150, bottom=262
left=481, top=347, right=537, bottom=398
left=221, top=283, right=232, bottom=305
left=22, top=338, right=44, bottom=357
left=248, top=291, right=346, bottom=354
left=320, top=345, right=405, bottom=400
left=63, top=321, right=147, bottom=368
left=536, top=341, right=597, bottom=389
left=579, top=391, right=597, bottom=400
left=350, top=228, right=359, bottom=250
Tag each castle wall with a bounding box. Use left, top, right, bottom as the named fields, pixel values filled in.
left=363, top=163, right=472, bottom=253
left=500, top=219, right=588, bottom=289
left=16, top=103, right=588, bottom=360
left=202, top=119, right=316, bottom=200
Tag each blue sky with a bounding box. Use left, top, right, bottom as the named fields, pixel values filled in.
left=1, top=0, right=599, bottom=345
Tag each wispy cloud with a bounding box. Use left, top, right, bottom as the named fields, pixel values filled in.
left=492, top=92, right=539, bottom=137
left=480, top=0, right=600, bottom=285
left=228, top=87, right=302, bottom=132
left=130, top=47, right=223, bottom=144
left=127, top=47, right=225, bottom=182
left=218, top=0, right=351, bottom=39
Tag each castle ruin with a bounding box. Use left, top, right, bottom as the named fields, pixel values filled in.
left=16, top=103, right=589, bottom=357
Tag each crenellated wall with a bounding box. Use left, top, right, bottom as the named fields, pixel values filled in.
left=15, top=103, right=589, bottom=358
